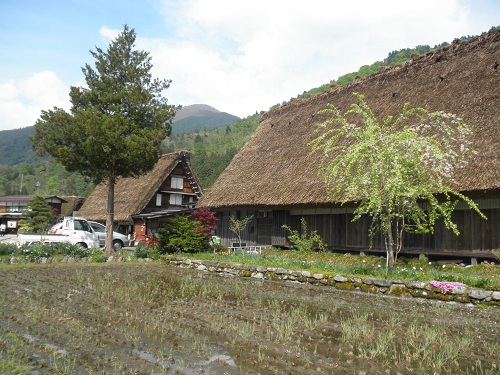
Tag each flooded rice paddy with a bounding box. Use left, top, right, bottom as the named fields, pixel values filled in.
left=0, top=263, right=498, bottom=374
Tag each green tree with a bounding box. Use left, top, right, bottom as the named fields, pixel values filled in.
left=310, top=93, right=485, bottom=272
left=18, top=196, right=54, bottom=234
left=31, top=25, right=177, bottom=254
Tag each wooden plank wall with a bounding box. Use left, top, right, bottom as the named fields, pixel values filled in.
left=287, top=209, right=498, bottom=255
left=213, top=207, right=498, bottom=257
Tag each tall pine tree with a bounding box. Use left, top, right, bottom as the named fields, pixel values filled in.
left=31, top=25, right=177, bottom=253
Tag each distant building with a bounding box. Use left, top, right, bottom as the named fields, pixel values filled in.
left=0, top=195, right=67, bottom=234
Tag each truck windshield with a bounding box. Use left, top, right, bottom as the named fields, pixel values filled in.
left=74, top=219, right=92, bottom=233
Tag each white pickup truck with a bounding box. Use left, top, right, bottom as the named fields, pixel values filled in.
left=17, top=216, right=100, bottom=248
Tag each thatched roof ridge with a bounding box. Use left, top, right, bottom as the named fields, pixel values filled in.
left=199, top=29, right=500, bottom=210
left=78, top=151, right=195, bottom=222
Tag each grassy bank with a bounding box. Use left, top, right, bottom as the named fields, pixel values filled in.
left=179, top=249, right=500, bottom=291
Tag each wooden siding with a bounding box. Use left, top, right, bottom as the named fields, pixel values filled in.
left=213, top=200, right=499, bottom=259
left=140, top=162, right=199, bottom=212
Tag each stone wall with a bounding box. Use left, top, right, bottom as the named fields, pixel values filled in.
left=164, top=256, right=500, bottom=307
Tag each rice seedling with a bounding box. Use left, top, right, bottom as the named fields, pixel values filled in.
left=0, top=263, right=497, bottom=374
left=237, top=320, right=257, bottom=341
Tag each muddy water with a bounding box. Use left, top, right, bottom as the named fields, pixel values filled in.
left=0, top=263, right=498, bottom=374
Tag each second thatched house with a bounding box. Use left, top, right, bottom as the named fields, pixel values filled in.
left=198, top=29, right=500, bottom=262
left=78, top=151, right=203, bottom=244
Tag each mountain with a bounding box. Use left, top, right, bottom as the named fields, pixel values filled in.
left=172, top=104, right=240, bottom=134
left=0, top=104, right=240, bottom=166
left=0, top=126, right=40, bottom=166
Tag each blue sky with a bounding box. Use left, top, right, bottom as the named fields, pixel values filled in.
left=0, top=0, right=498, bottom=131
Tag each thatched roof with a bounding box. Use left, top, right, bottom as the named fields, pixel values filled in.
left=78, top=151, right=200, bottom=222
left=59, top=196, right=85, bottom=217
left=199, top=30, right=500, bottom=210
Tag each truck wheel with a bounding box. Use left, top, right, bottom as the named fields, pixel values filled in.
left=76, top=242, right=88, bottom=248
left=113, top=240, right=123, bottom=251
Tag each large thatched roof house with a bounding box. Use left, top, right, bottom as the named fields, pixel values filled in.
left=198, top=29, right=500, bottom=261
left=78, top=151, right=203, bottom=243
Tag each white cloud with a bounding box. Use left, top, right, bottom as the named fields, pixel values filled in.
left=99, top=26, right=121, bottom=43
left=141, top=0, right=477, bottom=117
left=0, top=72, right=70, bottom=131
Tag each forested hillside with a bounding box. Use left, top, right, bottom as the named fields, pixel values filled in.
left=0, top=162, right=93, bottom=197
left=0, top=104, right=246, bottom=195
left=164, top=113, right=261, bottom=187
left=0, top=127, right=41, bottom=165
left=0, top=113, right=260, bottom=196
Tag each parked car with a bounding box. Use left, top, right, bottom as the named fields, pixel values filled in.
left=48, top=221, right=63, bottom=234
left=49, top=220, right=129, bottom=250
left=21, top=217, right=99, bottom=248
left=88, top=221, right=129, bottom=250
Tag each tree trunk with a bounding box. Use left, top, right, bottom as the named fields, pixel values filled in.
left=105, top=175, right=115, bottom=255
left=386, top=219, right=395, bottom=273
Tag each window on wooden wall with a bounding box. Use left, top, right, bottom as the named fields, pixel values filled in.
left=184, top=196, right=195, bottom=208
left=156, top=193, right=162, bottom=206
left=169, top=194, right=182, bottom=206
left=171, top=176, right=184, bottom=189
left=257, top=211, right=272, bottom=218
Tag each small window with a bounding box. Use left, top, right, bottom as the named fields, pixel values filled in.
left=257, top=211, right=272, bottom=218
left=90, top=222, right=105, bottom=233
left=171, top=176, right=183, bottom=189
left=169, top=194, right=182, bottom=206
left=156, top=193, right=162, bottom=206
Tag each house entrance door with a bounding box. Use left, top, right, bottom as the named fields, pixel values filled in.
left=257, top=212, right=272, bottom=245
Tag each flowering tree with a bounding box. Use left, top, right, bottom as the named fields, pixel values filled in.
left=310, top=93, right=485, bottom=272
left=229, top=215, right=253, bottom=248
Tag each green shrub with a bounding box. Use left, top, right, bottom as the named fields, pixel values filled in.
left=0, top=242, right=18, bottom=256
left=134, top=243, right=163, bottom=260
left=282, top=217, right=326, bottom=252
left=157, top=215, right=210, bottom=254
left=1, top=242, right=101, bottom=260
left=68, top=245, right=97, bottom=259
left=18, top=243, right=57, bottom=258
left=147, top=244, right=163, bottom=260
left=134, top=243, right=149, bottom=258
left=91, top=249, right=107, bottom=263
